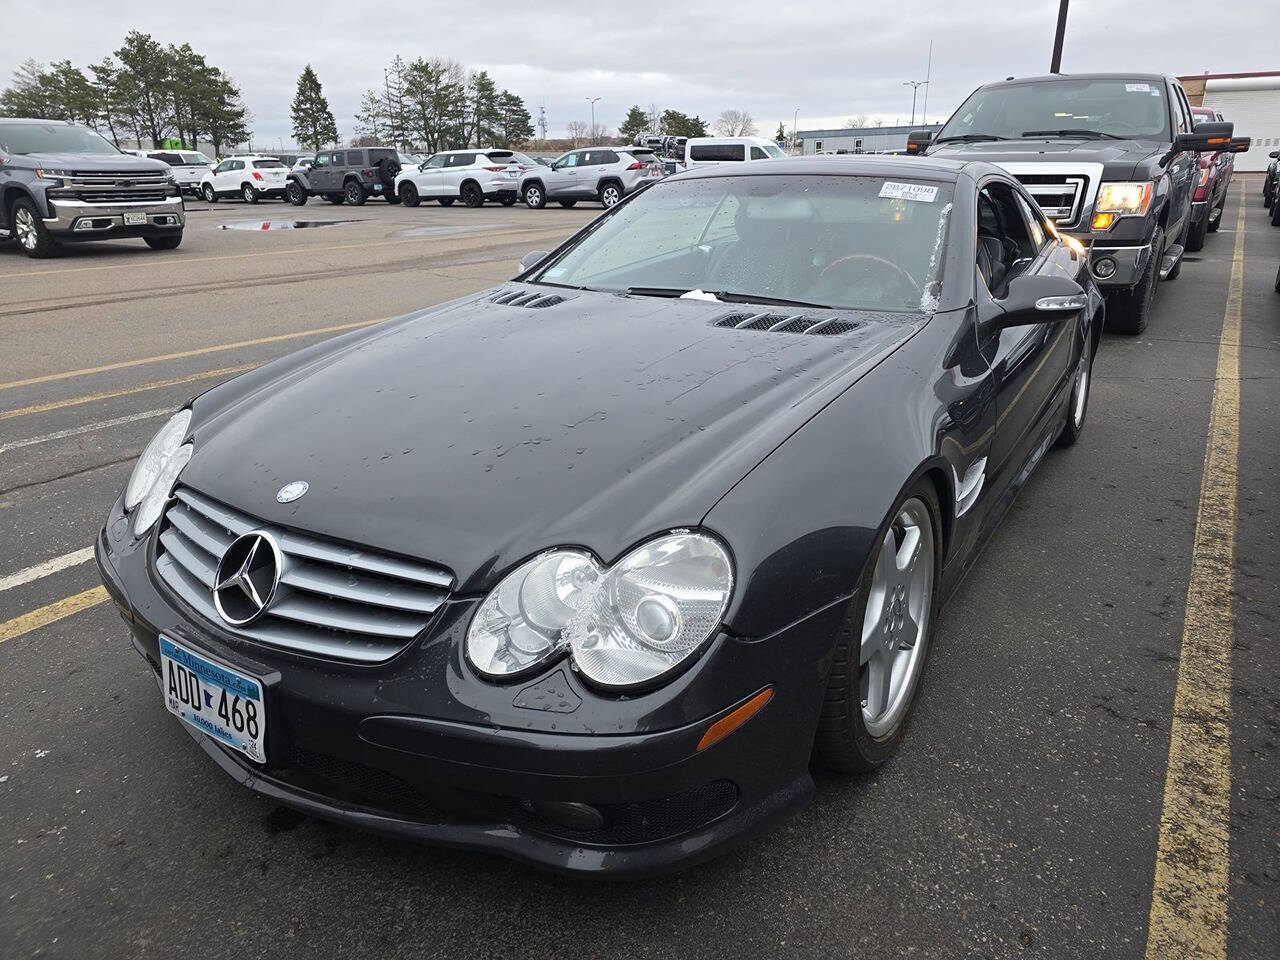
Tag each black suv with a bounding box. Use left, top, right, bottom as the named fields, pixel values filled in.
left=285, top=147, right=401, bottom=206
left=911, top=74, right=1235, bottom=333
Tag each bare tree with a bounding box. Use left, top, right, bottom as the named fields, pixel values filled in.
left=844, top=113, right=869, bottom=129
left=715, top=109, right=756, bottom=137
left=565, top=119, right=589, bottom=146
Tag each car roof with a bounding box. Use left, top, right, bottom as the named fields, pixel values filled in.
left=0, top=117, right=75, bottom=125
left=675, top=155, right=973, bottom=182
left=979, top=72, right=1170, bottom=89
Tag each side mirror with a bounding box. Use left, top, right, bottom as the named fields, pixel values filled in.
left=1227, top=137, right=1251, bottom=154
left=1174, top=120, right=1233, bottom=153
left=1270, top=150, right=1279, bottom=159
left=993, top=274, right=1086, bottom=328
left=519, top=250, right=550, bottom=273
left=905, top=130, right=933, bottom=155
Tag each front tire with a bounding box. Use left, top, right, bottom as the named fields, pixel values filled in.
left=11, top=197, right=59, bottom=258
left=400, top=182, right=420, bottom=207
left=1271, top=192, right=1280, bottom=227
left=344, top=181, right=367, bottom=206
left=286, top=181, right=308, bottom=206
left=499, top=195, right=516, bottom=207
left=813, top=481, right=941, bottom=772
left=202, top=184, right=218, bottom=203
left=1105, top=225, right=1162, bottom=336
left=1186, top=212, right=1207, bottom=252
left=1055, top=338, right=1093, bottom=448
left=460, top=182, right=484, bottom=208
left=144, top=234, right=183, bottom=251
left=523, top=184, right=546, bottom=209
left=325, top=194, right=345, bottom=205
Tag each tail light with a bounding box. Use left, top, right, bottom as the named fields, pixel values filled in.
left=484, top=165, right=508, bottom=172
left=252, top=171, right=264, bottom=181
left=362, top=168, right=376, bottom=178
left=626, top=162, right=644, bottom=170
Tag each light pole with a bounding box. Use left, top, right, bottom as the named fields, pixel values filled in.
left=586, top=97, right=601, bottom=142
left=792, top=107, right=799, bottom=152
left=1050, top=0, right=1069, bottom=73
left=902, top=80, right=929, bottom=127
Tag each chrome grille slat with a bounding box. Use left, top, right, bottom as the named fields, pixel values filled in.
left=154, top=486, right=455, bottom=663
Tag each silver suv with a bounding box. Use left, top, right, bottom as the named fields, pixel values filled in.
left=519, top=147, right=661, bottom=209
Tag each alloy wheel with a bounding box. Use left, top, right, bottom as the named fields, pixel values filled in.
left=525, top=186, right=541, bottom=208
left=14, top=207, right=36, bottom=250
left=1072, top=350, right=1091, bottom=428
left=602, top=186, right=621, bottom=207
left=860, top=497, right=934, bottom=738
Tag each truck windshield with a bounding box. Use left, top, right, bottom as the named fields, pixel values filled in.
left=0, top=122, right=122, bottom=156
left=938, top=78, right=1171, bottom=142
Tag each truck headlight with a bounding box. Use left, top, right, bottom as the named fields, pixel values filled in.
left=1095, top=181, right=1153, bottom=216
left=466, top=532, right=734, bottom=689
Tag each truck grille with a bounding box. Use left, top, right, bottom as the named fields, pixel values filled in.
left=63, top=170, right=173, bottom=204
left=1012, top=173, right=1089, bottom=227
left=153, top=486, right=454, bottom=663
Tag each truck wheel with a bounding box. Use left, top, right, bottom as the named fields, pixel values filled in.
left=11, top=197, right=59, bottom=259
left=557, top=200, right=578, bottom=208
left=1185, top=212, right=1207, bottom=252
left=144, top=234, right=183, bottom=251
left=286, top=181, right=308, bottom=206
left=203, top=184, right=218, bottom=203
left=499, top=195, right=516, bottom=207
left=1271, top=195, right=1280, bottom=227
left=325, top=194, right=345, bottom=205
left=460, top=182, right=484, bottom=207
left=1105, top=226, right=1162, bottom=336
left=437, top=198, right=455, bottom=207
left=344, top=181, right=367, bottom=206
left=400, top=182, right=420, bottom=207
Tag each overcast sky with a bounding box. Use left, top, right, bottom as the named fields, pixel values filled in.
left=5, top=2, right=1272, bottom=146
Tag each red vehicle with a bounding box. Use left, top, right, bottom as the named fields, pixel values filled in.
left=1187, top=107, right=1234, bottom=250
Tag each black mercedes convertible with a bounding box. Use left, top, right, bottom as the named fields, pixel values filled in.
left=96, top=156, right=1103, bottom=876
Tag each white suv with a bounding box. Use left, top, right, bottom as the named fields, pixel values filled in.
left=518, top=146, right=662, bottom=209
left=683, top=136, right=787, bottom=167
left=144, top=150, right=214, bottom=196
left=395, top=149, right=536, bottom=207
left=200, top=155, right=290, bottom=203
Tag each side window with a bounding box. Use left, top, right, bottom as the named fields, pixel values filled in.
left=595, top=150, right=618, bottom=165
left=560, top=152, right=581, bottom=168
left=1171, top=85, right=1191, bottom=134
left=214, top=160, right=232, bottom=174
left=230, top=160, right=244, bottom=171
left=345, top=150, right=363, bottom=166
left=1013, top=192, right=1050, bottom=251
left=976, top=182, right=1037, bottom=297
left=314, top=152, right=331, bottom=167
left=424, top=154, right=446, bottom=168
left=446, top=153, right=474, bottom=167
left=750, top=146, right=767, bottom=159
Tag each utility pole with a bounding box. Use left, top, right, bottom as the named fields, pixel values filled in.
left=792, top=106, right=799, bottom=152
left=921, top=40, right=932, bottom=125
left=586, top=97, right=601, bottom=142
left=902, top=80, right=929, bottom=127
left=538, top=102, right=547, bottom=141
left=1050, top=0, right=1069, bottom=73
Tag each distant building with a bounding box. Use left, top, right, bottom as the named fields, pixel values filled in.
left=1178, top=71, right=1280, bottom=173
left=796, top=123, right=942, bottom=157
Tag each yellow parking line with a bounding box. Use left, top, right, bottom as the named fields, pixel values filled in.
left=1143, top=191, right=1244, bottom=959
left=0, top=363, right=257, bottom=421
left=0, top=318, right=384, bottom=392
left=0, top=586, right=108, bottom=645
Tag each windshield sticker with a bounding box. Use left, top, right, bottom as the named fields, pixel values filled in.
left=1125, top=83, right=1151, bottom=93
left=879, top=181, right=938, bottom=203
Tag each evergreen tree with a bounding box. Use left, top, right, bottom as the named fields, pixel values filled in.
left=354, top=88, right=387, bottom=144
left=115, top=31, right=173, bottom=147
left=495, top=91, right=534, bottom=147
left=619, top=105, right=648, bottom=140
left=290, top=65, right=338, bottom=151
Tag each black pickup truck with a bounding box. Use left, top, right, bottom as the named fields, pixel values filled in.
left=908, top=74, right=1238, bottom=333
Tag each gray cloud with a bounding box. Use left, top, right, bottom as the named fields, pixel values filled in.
left=4, top=2, right=1271, bottom=145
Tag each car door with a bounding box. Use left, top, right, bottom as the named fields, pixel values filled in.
left=542, top=152, right=575, bottom=197
left=306, top=152, right=329, bottom=192
left=443, top=152, right=476, bottom=195
left=1166, top=82, right=1198, bottom=243
left=208, top=159, right=232, bottom=193
left=974, top=179, right=1077, bottom=480
left=219, top=159, right=244, bottom=193
left=414, top=153, right=447, bottom=196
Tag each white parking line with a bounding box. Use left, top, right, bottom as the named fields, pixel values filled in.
left=0, top=408, right=170, bottom=455
left=0, top=547, right=95, bottom=592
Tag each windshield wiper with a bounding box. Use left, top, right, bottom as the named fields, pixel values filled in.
left=712, top=291, right=834, bottom=310
left=622, top=286, right=691, bottom=298
left=1021, top=128, right=1121, bottom=140
left=932, top=133, right=1011, bottom=144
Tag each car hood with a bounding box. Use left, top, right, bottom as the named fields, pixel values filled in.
left=185, top=288, right=925, bottom=591
left=13, top=152, right=169, bottom=173
left=929, top=138, right=1162, bottom=180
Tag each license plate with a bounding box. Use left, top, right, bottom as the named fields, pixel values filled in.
left=506, top=171, right=517, bottom=178
left=372, top=183, right=382, bottom=191
left=123, top=212, right=147, bottom=226
left=158, top=636, right=267, bottom=763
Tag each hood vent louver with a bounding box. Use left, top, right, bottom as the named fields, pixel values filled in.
left=713, top=311, right=861, bottom=336
left=489, top=290, right=570, bottom=309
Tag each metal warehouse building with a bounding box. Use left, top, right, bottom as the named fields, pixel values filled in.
left=1180, top=71, right=1280, bottom=172
left=796, top=124, right=941, bottom=156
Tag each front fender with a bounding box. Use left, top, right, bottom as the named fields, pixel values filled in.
left=288, top=172, right=311, bottom=190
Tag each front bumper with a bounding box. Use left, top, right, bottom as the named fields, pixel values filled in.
left=94, top=497, right=837, bottom=877
left=43, top=197, right=185, bottom=237
left=1067, top=237, right=1153, bottom=289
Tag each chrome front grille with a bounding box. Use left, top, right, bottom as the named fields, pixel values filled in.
left=78, top=190, right=170, bottom=203
left=62, top=171, right=173, bottom=204
left=154, top=487, right=454, bottom=663
left=1013, top=173, right=1088, bottom=227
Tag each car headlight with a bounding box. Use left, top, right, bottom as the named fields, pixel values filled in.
left=125, top=410, right=192, bottom=533
left=1095, top=181, right=1153, bottom=216
left=132, top=443, right=192, bottom=536
left=466, top=531, right=733, bottom=689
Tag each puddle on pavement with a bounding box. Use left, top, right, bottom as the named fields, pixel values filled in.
left=219, top=219, right=364, bottom=231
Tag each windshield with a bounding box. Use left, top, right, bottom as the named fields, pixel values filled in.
left=761, top=143, right=787, bottom=159
left=180, top=152, right=213, bottom=165
left=0, top=122, right=122, bottom=156
left=528, top=174, right=953, bottom=313
left=939, top=78, right=1171, bottom=141
left=253, top=159, right=286, bottom=169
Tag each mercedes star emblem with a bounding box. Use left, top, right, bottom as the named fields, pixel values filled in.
left=276, top=480, right=309, bottom=503
left=212, top=531, right=282, bottom=626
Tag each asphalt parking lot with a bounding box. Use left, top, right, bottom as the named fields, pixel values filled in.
left=1, top=185, right=1276, bottom=959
